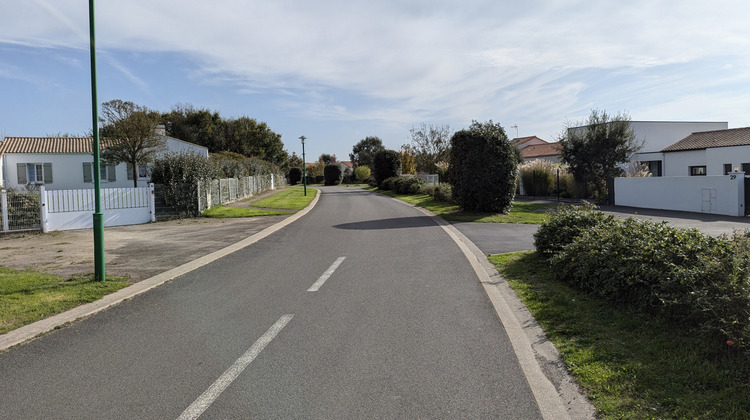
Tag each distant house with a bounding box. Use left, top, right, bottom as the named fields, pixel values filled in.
left=566, top=121, right=728, bottom=176
left=661, top=127, right=750, bottom=177
left=512, top=136, right=562, bottom=163
left=0, top=132, right=208, bottom=190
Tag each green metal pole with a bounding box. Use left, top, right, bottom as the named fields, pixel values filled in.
left=300, top=136, right=307, bottom=196
left=89, top=0, right=105, bottom=281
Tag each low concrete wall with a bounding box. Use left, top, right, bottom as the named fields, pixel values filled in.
left=614, top=174, right=745, bottom=217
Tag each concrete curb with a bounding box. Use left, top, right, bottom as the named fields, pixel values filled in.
left=0, top=189, right=320, bottom=352
left=389, top=196, right=595, bottom=420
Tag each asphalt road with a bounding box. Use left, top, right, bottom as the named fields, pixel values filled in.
left=0, top=186, right=547, bottom=419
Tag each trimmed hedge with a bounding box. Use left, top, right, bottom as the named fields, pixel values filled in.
left=373, top=149, right=402, bottom=186
left=288, top=167, right=302, bottom=185
left=536, top=205, right=750, bottom=348
left=324, top=163, right=343, bottom=185
left=449, top=123, right=518, bottom=213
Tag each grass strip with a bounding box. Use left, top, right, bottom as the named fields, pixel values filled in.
left=202, top=206, right=293, bottom=218
left=0, top=267, right=129, bottom=334
left=489, top=251, right=750, bottom=419
left=368, top=187, right=555, bottom=224
left=250, top=186, right=317, bottom=210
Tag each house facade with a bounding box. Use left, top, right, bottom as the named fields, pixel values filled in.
left=512, top=136, right=562, bottom=163
left=661, top=127, right=750, bottom=177
left=568, top=121, right=728, bottom=176
left=0, top=134, right=208, bottom=190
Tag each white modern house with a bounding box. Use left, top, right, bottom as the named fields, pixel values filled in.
left=613, top=126, right=749, bottom=217
left=0, top=131, right=208, bottom=190
left=567, top=121, right=728, bottom=176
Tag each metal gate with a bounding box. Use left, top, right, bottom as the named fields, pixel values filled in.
left=745, top=177, right=750, bottom=216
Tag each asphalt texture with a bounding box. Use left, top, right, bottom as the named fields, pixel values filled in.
left=0, top=187, right=553, bottom=419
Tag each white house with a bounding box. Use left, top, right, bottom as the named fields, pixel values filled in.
left=568, top=121, right=728, bottom=176
left=660, top=127, right=750, bottom=177
left=0, top=133, right=208, bottom=190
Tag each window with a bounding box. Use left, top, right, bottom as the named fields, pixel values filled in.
left=127, top=163, right=150, bottom=180
left=644, top=160, right=662, bottom=177
left=83, top=162, right=116, bottom=183
left=16, top=163, right=52, bottom=184
left=689, top=166, right=706, bottom=176
left=724, top=164, right=733, bottom=175
left=743, top=163, right=750, bottom=174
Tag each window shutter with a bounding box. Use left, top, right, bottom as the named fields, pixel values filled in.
left=127, top=163, right=133, bottom=180
left=17, top=163, right=27, bottom=184
left=83, top=162, right=92, bottom=183
left=43, top=163, right=53, bottom=184
left=108, top=165, right=116, bottom=182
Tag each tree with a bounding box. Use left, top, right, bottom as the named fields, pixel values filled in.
left=559, top=109, right=644, bottom=196
left=288, top=167, right=302, bottom=185
left=99, top=99, right=166, bottom=187
left=354, top=165, right=371, bottom=183
left=372, top=149, right=402, bottom=186
left=319, top=154, right=334, bottom=164
left=285, top=152, right=304, bottom=171
left=449, top=120, right=518, bottom=213
left=409, top=123, right=452, bottom=173
left=400, top=144, right=417, bottom=175
left=350, top=136, right=385, bottom=168
left=324, top=163, right=343, bottom=185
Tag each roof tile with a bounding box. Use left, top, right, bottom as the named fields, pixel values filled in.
left=662, top=127, right=750, bottom=152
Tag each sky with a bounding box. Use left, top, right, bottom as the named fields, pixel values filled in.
left=2, top=1, right=750, bottom=162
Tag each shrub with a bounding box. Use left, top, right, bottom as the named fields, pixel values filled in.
left=519, top=160, right=557, bottom=196
left=324, top=163, right=343, bottom=185
left=394, top=176, right=425, bottom=194
left=151, top=152, right=222, bottom=216
left=288, top=167, right=302, bottom=185
left=541, top=207, right=750, bottom=348
left=380, top=176, right=399, bottom=191
left=354, top=165, right=371, bottom=183
left=533, top=202, right=615, bottom=258
left=449, top=121, right=518, bottom=213
left=373, top=149, right=402, bottom=186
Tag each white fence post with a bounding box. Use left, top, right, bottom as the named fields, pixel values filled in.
left=39, top=185, right=49, bottom=233
left=149, top=183, right=156, bottom=222
left=1, top=189, right=8, bottom=232
left=271, top=173, right=275, bottom=190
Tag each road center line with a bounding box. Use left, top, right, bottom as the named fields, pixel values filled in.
left=177, top=314, right=294, bottom=420
left=307, top=256, right=346, bottom=292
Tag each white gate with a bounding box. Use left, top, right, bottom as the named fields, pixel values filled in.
left=40, top=185, right=156, bottom=232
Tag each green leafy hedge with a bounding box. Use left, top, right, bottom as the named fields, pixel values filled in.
left=324, top=163, right=343, bottom=185
left=288, top=167, right=302, bottom=185
left=536, top=205, right=750, bottom=349
left=373, top=150, right=402, bottom=186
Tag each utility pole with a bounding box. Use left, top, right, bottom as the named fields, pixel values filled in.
left=89, top=0, right=105, bottom=281
left=299, top=136, right=307, bottom=196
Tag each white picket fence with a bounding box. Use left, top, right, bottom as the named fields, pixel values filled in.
left=40, top=185, right=155, bottom=232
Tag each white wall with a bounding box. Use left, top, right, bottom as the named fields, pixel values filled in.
left=614, top=174, right=745, bottom=217
left=164, top=137, right=209, bottom=157
left=663, top=149, right=706, bottom=177
left=706, top=145, right=750, bottom=175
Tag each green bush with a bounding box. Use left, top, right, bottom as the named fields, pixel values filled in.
left=354, top=165, right=371, bottom=183
left=373, top=150, right=402, bottom=186
left=539, top=205, right=750, bottom=348
left=449, top=121, right=518, bottom=213
left=533, top=202, right=615, bottom=258
left=288, top=167, right=302, bottom=185
left=324, top=163, right=343, bottom=185
left=394, top=176, right=425, bottom=194
left=151, top=152, right=222, bottom=216
left=380, top=176, right=399, bottom=191
left=520, top=167, right=554, bottom=196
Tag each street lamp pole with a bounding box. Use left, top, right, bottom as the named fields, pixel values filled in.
left=88, top=0, right=105, bottom=281
left=299, top=136, right=307, bottom=196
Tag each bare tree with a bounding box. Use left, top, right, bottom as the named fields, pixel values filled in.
left=409, top=123, right=452, bottom=173
left=100, top=100, right=166, bottom=187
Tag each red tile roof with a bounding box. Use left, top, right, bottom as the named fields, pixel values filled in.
left=662, top=127, right=750, bottom=152
left=0, top=137, right=112, bottom=154
left=521, top=142, right=561, bottom=158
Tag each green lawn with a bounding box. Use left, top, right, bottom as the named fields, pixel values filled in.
left=0, top=268, right=129, bottom=334
left=369, top=188, right=555, bottom=224
left=490, top=251, right=750, bottom=419
left=252, top=186, right=317, bottom=210
left=203, top=186, right=317, bottom=218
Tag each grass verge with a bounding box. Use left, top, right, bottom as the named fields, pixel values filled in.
left=368, top=187, right=554, bottom=224
left=0, top=267, right=129, bottom=334
left=489, top=251, right=750, bottom=419
left=202, top=207, right=293, bottom=218
left=250, top=186, right=317, bottom=210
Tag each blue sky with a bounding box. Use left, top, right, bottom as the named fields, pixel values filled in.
left=2, top=0, right=750, bottom=162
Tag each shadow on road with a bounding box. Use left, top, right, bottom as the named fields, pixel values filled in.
left=333, top=216, right=438, bottom=230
